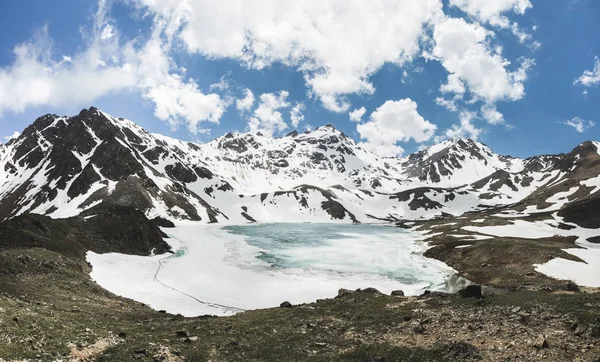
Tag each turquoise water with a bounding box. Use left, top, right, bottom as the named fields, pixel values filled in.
left=222, top=223, right=456, bottom=288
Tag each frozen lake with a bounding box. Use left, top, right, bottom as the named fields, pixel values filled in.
left=87, top=223, right=461, bottom=316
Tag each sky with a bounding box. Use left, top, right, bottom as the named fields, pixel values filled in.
left=0, top=0, right=598, bottom=158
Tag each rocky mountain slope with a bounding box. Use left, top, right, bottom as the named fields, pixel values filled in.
left=0, top=107, right=599, bottom=225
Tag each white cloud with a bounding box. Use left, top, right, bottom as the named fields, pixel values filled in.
left=0, top=0, right=226, bottom=134
left=4, top=131, right=21, bottom=142
left=209, top=76, right=231, bottom=92
left=236, top=88, right=255, bottom=114
left=440, top=73, right=465, bottom=94
left=435, top=96, right=459, bottom=112
left=433, top=18, right=532, bottom=104
left=438, top=110, right=481, bottom=141
left=481, top=103, right=504, bottom=125
left=290, top=102, right=305, bottom=128
left=432, top=17, right=534, bottom=127
left=574, top=56, right=600, bottom=87
left=248, top=91, right=290, bottom=136
left=564, top=117, right=595, bottom=133
left=357, top=99, right=436, bottom=157
left=349, top=107, right=367, bottom=122
left=100, top=24, right=115, bottom=40
left=133, top=0, right=444, bottom=112
left=449, top=0, right=532, bottom=28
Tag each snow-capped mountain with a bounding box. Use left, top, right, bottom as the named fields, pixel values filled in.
left=1, top=107, right=599, bottom=224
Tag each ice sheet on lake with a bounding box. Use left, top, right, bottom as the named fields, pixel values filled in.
left=88, top=223, right=460, bottom=316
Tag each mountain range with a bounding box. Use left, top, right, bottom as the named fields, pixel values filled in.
left=1, top=106, right=599, bottom=227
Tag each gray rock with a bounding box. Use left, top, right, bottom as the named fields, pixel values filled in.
left=391, top=290, right=405, bottom=296
left=458, top=285, right=482, bottom=299
left=574, top=324, right=588, bottom=336
left=175, top=329, right=190, bottom=338
left=413, top=324, right=426, bottom=334
left=336, top=288, right=353, bottom=298
left=533, top=335, right=549, bottom=349
left=184, top=336, right=198, bottom=343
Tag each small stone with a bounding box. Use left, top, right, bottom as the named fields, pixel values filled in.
left=590, top=325, right=600, bottom=338
left=403, top=315, right=412, bottom=322
left=391, top=290, right=405, bottom=297
left=533, top=335, right=549, bottom=349
left=574, top=324, right=588, bottom=336
left=118, top=332, right=127, bottom=339
left=570, top=322, right=579, bottom=331
left=134, top=349, right=147, bottom=356
left=314, top=342, right=327, bottom=347
left=413, top=324, right=426, bottom=334
left=518, top=312, right=531, bottom=323
left=158, top=310, right=167, bottom=313
left=183, top=336, right=198, bottom=343
left=280, top=301, right=293, bottom=308
left=12, top=317, right=19, bottom=324
left=175, top=329, right=190, bottom=338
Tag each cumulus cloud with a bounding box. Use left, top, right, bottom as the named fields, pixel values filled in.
left=290, top=102, right=305, bottom=128
left=574, top=57, right=600, bottom=87
left=247, top=91, right=290, bottom=136
left=236, top=88, right=255, bottom=114
left=432, top=17, right=534, bottom=125
left=564, top=117, right=595, bottom=133
left=357, top=99, right=436, bottom=157
left=0, top=0, right=226, bottom=134
left=132, top=0, right=443, bottom=113
left=449, top=0, right=532, bottom=28
left=433, top=18, right=532, bottom=104
left=349, top=107, right=367, bottom=122
left=0, top=0, right=539, bottom=140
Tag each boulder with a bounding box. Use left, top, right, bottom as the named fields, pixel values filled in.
left=533, top=335, right=549, bottom=349
left=280, top=301, right=293, bottom=308
left=391, top=290, right=405, bottom=297
left=458, top=285, right=483, bottom=299
left=360, top=287, right=382, bottom=295
left=336, top=288, right=353, bottom=298
left=175, top=329, right=190, bottom=338
left=565, top=281, right=580, bottom=292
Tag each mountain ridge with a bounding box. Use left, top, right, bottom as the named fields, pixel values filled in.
left=0, top=106, right=599, bottom=225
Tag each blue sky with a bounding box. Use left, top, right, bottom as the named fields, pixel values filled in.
left=0, top=0, right=598, bottom=157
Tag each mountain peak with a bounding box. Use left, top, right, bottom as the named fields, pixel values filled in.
left=0, top=108, right=598, bottom=224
